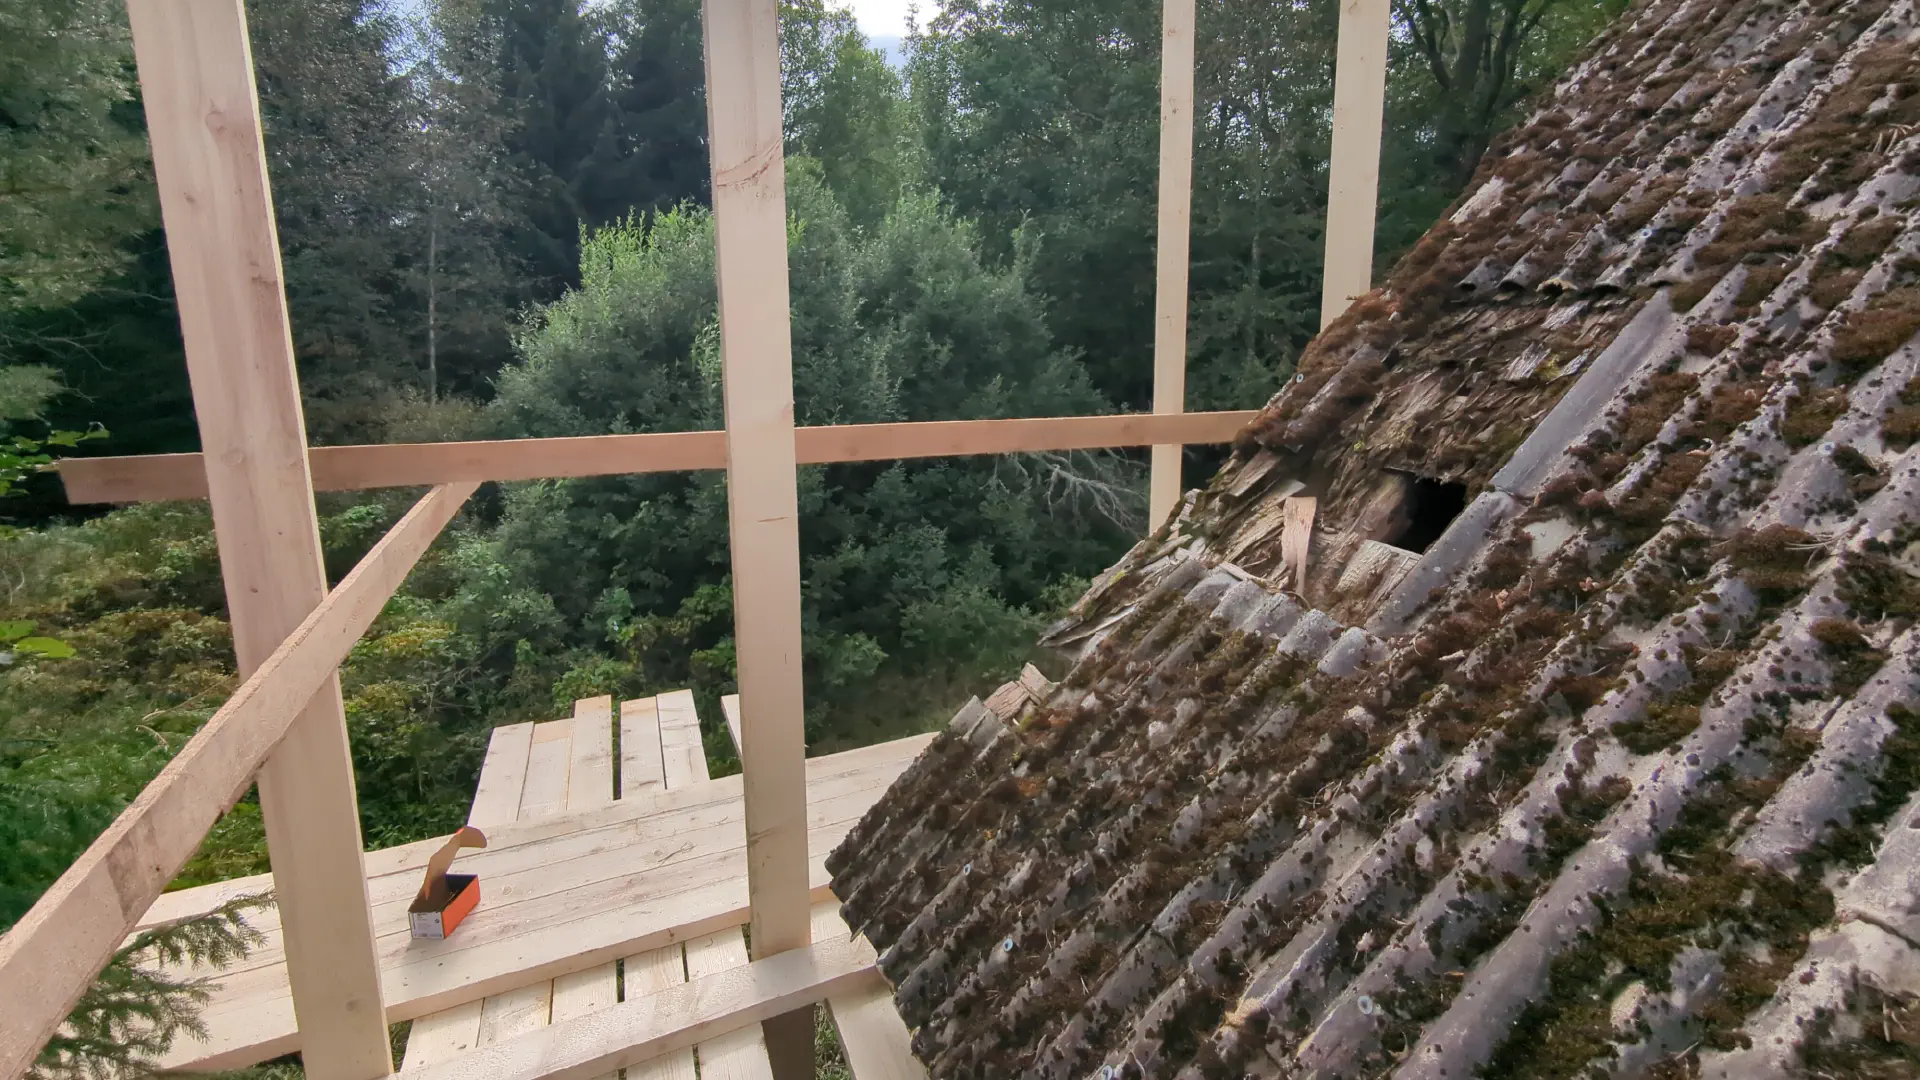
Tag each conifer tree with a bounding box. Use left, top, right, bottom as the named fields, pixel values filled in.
left=246, top=0, right=431, bottom=437
left=473, top=0, right=617, bottom=299
left=584, top=0, right=711, bottom=222
left=31, top=894, right=272, bottom=1080
left=0, top=0, right=153, bottom=319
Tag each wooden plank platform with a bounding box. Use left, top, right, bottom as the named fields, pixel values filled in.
left=405, top=696, right=619, bottom=1075
left=402, top=692, right=772, bottom=1078
left=140, top=712, right=932, bottom=1071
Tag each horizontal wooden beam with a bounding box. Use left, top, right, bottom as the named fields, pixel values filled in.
left=0, top=481, right=476, bottom=1080
left=57, top=412, right=1258, bottom=505
left=796, top=411, right=1251, bottom=465
left=398, top=933, right=880, bottom=1080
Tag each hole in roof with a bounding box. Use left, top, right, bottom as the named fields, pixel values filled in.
left=1386, top=476, right=1469, bottom=554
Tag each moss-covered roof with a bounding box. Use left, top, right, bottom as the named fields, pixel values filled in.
left=827, top=0, right=1920, bottom=1073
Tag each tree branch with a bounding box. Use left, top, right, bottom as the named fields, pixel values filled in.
left=1405, top=0, right=1454, bottom=91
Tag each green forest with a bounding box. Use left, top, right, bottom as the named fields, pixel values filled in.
left=2, top=0, right=1623, bottom=1070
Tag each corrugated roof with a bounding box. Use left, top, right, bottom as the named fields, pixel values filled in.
left=826, top=0, right=1920, bottom=1073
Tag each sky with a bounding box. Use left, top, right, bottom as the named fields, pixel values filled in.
left=831, top=0, right=926, bottom=39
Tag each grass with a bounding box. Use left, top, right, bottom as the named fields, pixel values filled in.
left=816, top=1003, right=854, bottom=1080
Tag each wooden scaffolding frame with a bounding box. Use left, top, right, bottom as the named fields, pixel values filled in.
left=0, top=0, right=1390, bottom=1076
left=1144, top=0, right=1390, bottom=522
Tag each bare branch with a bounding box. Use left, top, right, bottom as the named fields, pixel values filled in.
left=993, top=449, right=1146, bottom=534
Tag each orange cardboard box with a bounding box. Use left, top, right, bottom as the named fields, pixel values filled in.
left=408, top=826, right=486, bottom=940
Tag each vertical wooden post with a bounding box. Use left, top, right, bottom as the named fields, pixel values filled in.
left=699, top=0, right=814, bottom=1074
left=1148, top=0, right=1197, bottom=530
left=124, top=3, right=391, bottom=1077
left=1319, top=0, right=1392, bottom=329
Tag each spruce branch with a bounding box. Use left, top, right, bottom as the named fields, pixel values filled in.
left=31, top=892, right=274, bottom=1080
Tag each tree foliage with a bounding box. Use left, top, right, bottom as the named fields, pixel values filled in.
left=32, top=894, right=272, bottom=1080
left=0, top=0, right=152, bottom=319
left=248, top=0, right=430, bottom=435
left=907, top=0, right=1623, bottom=417
left=484, top=167, right=1129, bottom=741
left=0, top=367, right=99, bottom=497
left=1395, top=0, right=1630, bottom=187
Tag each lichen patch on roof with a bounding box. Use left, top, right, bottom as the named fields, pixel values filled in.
left=827, top=0, right=1920, bottom=1073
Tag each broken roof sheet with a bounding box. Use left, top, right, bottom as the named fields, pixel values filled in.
left=828, top=0, right=1920, bottom=1075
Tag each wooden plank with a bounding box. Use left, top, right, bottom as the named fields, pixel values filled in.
left=403, top=1000, right=485, bottom=1067
left=414, top=692, right=730, bottom=1080
left=981, top=681, right=1028, bottom=722
left=177, top=849, right=843, bottom=1017
left=553, top=697, right=619, bottom=1079
left=685, top=933, right=776, bottom=1080
left=553, top=993, right=615, bottom=1033
left=720, top=694, right=745, bottom=757
left=119, top=1, right=395, bottom=1076
left=412, top=712, right=541, bottom=1070
left=984, top=663, right=1054, bottom=722
left=716, top=14, right=942, bottom=1001
left=408, top=711, right=536, bottom=1070
left=61, top=430, right=727, bottom=503
left=623, top=950, right=697, bottom=1080
left=478, top=984, right=553, bottom=1045
left=145, top=713, right=929, bottom=1075
left=0, top=482, right=474, bottom=1080
left=1148, top=0, right=1198, bottom=531
left=412, top=699, right=608, bottom=1071
left=133, top=750, right=921, bottom=996
left=544, top=976, right=619, bottom=1080
left=672, top=698, right=775, bottom=1078
left=176, top=772, right=900, bottom=982
left=796, top=412, right=1251, bottom=466
left=397, top=937, right=882, bottom=1080
left=701, top=0, right=813, bottom=1017
left=810, top=905, right=924, bottom=1080
left=58, top=412, right=1260, bottom=505
left=825, top=986, right=923, bottom=1080
left=470, top=723, right=537, bottom=828
left=520, top=720, right=575, bottom=820
left=663, top=692, right=710, bottom=792
left=656, top=690, right=708, bottom=792
left=1017, top=663, right=1051, bottom=700
left=1282, top=496, right=1317, bottom=590
left=627, top=690, right=702, bottom=1080
left=1320, top=0, right=1392, bottom=328
left=1333, top=538, right=1422, bottom=607
left=568, top=697, right=616, bottom=809
left=620, top=697, right=667, bottom=797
